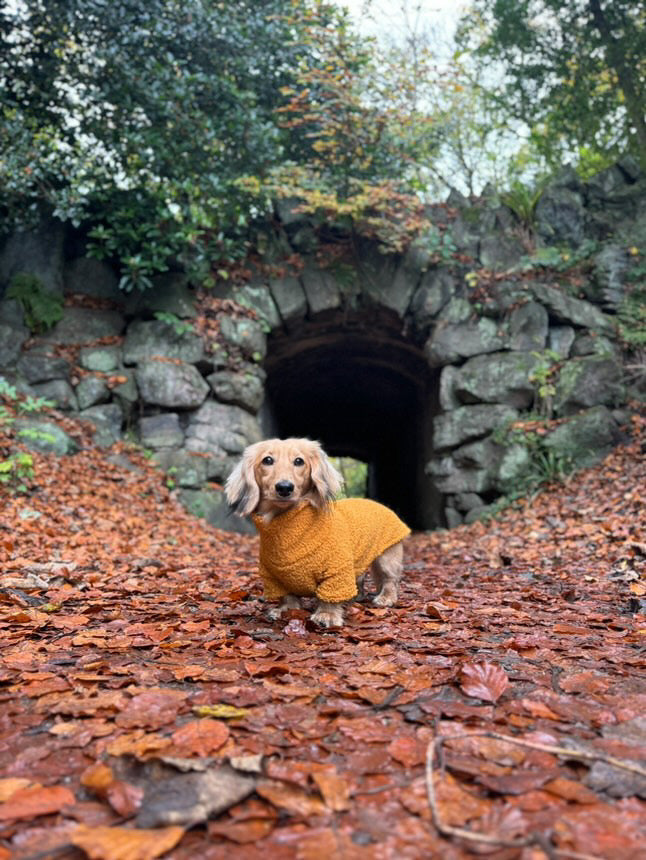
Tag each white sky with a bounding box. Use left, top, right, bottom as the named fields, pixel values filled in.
left=341, top=0, right=468, bottom=54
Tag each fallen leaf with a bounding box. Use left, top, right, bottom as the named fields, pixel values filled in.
left=170, top=719, right=230, bottom=756
left=70, top=824, right=184, bottom=860
left=460, top=662, right=510, bottom=703
left=256, top=779, right=326, bottom=817
left=0, top=784, right=75, bottom=821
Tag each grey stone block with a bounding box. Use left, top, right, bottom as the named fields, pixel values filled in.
left=554, top=356, right=624, bottom=416
left=509, top=302, right=548, bottom=351
left=123, top=320, right=204, bottom=365
left=140, top=413, right=185, bottom=449
left=454, top=351, right=541, bottom=408
left=135, top=360, right=209, bottom=409
left=433, top=404, right=517, bottom=451
left=16, top=349, right=70, bottom=383
left=31, top=379, right=77, bottom=410
left=75, top=376, right=110, bottom=410
left=79, top=345, right=121, bottom=373
left=14, top=418, right=78, bottom=456
left=40, top=307, right=125, bottom=344
left=219, top=316, right=266, bottom=361
left=64, top=257, right=121, bottom=301
left=269, top=276, right=308, bottom=323
left=80, top=403, right=123, bottom=448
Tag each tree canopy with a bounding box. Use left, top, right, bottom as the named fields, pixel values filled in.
left=457, top=0, right=646, bottom=171
left=0, top=0, right=436, bottom=288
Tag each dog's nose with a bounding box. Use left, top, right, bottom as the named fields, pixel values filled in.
left=275, top=481, right=294, bottom=497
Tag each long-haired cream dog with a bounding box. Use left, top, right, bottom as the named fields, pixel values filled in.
left=225, top=438, right=410, bottom=627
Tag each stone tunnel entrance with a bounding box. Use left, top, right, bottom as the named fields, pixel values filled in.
left=262, top=309, right=443, bottom=530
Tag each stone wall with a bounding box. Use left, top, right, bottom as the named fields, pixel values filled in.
left=0, top=156, right=643, bottom=530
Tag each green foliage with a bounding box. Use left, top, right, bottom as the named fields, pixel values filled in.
left=0, top=452, right=34, bottom=494
left=0, top=0, right=439, bottom=284
left=528, top=349, right=562, bottom=417
left=18, top=395, right=55, bottom=413
left=330, top=457, right=367, bottom=498
left=458, top=0, right=646, bottom=169
left=494, top=420, right=575, bottom=500
left=501, top=178, right=548, bottom=230
left=0, top=378, right=18, bottom=401
left=6, top=273, right=63, bottom=332
left=519, top=239, right=601, bottom=273
left=154, top=312, right=194, bottom=337
left=616, top=284, right=646, bottom=347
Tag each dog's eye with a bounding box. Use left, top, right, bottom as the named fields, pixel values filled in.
left=262, top=456, right=274, bottom=466
left=293, top=457, right=305, bottom=466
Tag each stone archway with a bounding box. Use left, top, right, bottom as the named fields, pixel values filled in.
left=262, top=307, right=443, bottom=530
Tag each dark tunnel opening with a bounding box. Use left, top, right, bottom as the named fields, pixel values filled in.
left=262, top=312, right=443, bottom=530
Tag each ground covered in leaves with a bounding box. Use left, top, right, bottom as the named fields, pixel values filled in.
left=1, top=406, right=645, bottom=860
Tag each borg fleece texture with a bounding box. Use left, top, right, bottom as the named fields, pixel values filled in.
left=252, top=498, right=411, bottom=603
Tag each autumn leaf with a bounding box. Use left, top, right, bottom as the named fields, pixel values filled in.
left=256, top=780, right=326, bottom=817
left=70, top=824, right=184, bottom=860
left=0, top=784, right=75, bottom=820
left=460, top=662, right=510, bottom=703
left=170, top=719, right=230, bottom=756
left=192, top=704, right=250, bottom=720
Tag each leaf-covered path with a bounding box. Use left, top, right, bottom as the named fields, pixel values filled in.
left=1, top=410, right=645, bottom=860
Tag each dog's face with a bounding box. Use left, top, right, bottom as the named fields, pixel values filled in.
left=225, top=438, right=343, bottom=517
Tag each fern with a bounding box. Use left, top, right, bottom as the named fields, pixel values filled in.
left=6, top=272, right=64, bottom=333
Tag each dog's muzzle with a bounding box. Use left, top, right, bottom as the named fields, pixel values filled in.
left=275, top=480, right=294, bottom=498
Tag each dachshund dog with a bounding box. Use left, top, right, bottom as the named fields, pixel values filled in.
left=225, top=438, right=410, bottom=627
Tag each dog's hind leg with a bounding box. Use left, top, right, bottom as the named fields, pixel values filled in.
left=370, top=542, right=403, bottom=607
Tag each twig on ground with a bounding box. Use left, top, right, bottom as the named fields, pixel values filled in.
left=425, top=729, right=646, bottom=858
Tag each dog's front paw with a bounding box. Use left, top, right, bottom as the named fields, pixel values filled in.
left=372, top=589, right=397, bottom=607
left=311, top=603, right=344, bottom=628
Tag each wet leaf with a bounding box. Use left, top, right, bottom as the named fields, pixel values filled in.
left=460, top=662, right=510, bottom=703
left=170, top=719, right=230, bottom=756
left=70, top=824, right=184, bottom=860
left=0, top=785, right=75, bottom=821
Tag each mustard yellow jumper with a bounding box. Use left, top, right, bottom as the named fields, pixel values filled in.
left=251, top=498, right=410, bottom=604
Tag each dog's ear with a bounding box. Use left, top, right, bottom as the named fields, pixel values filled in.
left=225, top=445, right=260, bottom=516
left=309, top=442, right=343, bottom=509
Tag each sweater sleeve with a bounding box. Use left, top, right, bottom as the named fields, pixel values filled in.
left=259, top=559, right=289, bottom=600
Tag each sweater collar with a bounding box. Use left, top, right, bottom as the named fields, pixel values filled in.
left=252, top=501, right=325, bottom=534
